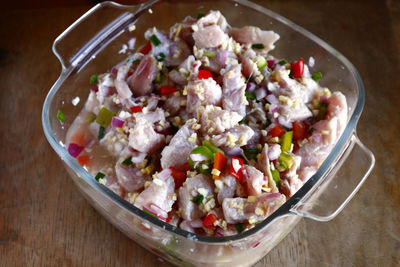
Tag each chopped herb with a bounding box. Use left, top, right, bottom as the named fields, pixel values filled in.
left=156, top=52, right=166, bottom=61
left=308, top=128, right=315, bottom=135
left=317, top=102, right=328, bottom=120
left=150, top=34, right=161, bottom=46
left=98, top=126, right=105, bottom=140
left=146, top=155, right=152, bottom=167
left=197, top=12, right=205, bottom=19
left=271, top=169, right=281, bottom=188
left=235, top=223, right=245, bottom=234
left=203, top=51, right=215, bottom=58
left=154, top=71, right=163, bottom=84
left=95, top=172, right=105, bottom=181
left=96, top=107, right=114, bottom=127
left=251, top=43, right=264, bottom=49
left=266, top=118, right=271, bottom=127
left=57, top=110, right=65, bottom=123
left=239, top=116, right=248, bottom=124
left=142, top=209, right=157, bottom=218
left=202, top=140, right=224, bottom=156
left=130, top=59, right=140, bottom=64
left=198, top=162, right=212, bottom=175
left=90, top=74, right=98, bottom=84
left=245, top=92, right=256, bottom=100
left=170, top=122, right=179, bottom=132
left=312, top=72, right=323, bottom=82
left=191, top=194, right=204, bottom=205
left=245, top=148, right=259, bottom=161
left=278, top=60, right=288, bottom=66
left=121, top=156, right=132, bottom=167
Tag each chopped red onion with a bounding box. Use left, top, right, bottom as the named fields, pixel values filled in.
left=111, top=117, right=124, bottom=128
left=111, top=68, right=118, bottom=75
left=219, top=50, right=227, bottom=66
left=157, top=168, right=172, bottom=180
left=246, top=82, right=256, bottom=92
left=264, top=193, right=282, bottom=199
left=266, top=94, right=278, bottom=104
left=188, top=219, right=203, bottom=228
left=255, top=88, right=266, bottom=100
left=278, top=116, right=292, bottom=129
left=268, top=144, right=281, bottom=161
left=190, top=153, right=208, bottom=162
left=267, top=60, right=275, bottom=69
left=269, top=104, right=278, bottom=113
left=215, top=228, right=225, bottom=237
left=68, top=143, right=83, bottom=158
left=313, top=133, right=322, bottom=142
left=90, top=87, right=98, bottom=92
left=225, top=147, right=243, bottom=157
left=149, top=204, right=168, bottom=220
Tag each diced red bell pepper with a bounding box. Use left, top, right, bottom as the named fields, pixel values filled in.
left=290, top=58, right=304, bottom=78
left=230, top=157, right=244, bottom=182
left=198, top=69, right=214, bottom=80
left=169, top=166, right=187, bottom=189
left=139, top=41, right=152, bottom=55
left=293, top=121, right=306, bottom=140
left=130, top=106, right=142, bottom=113
left=268, top=125, right=285, bottom=138
left=202, top=213, right=218, bottom=229
left=160, top=85, right=177, bottom=95
left=212, top=152, right=227, bottom=179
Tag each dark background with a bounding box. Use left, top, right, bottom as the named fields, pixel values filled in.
left=1, top=0, right=399, bottom=266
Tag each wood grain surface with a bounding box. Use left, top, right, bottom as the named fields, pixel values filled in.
left=1, top=0, right=399, bottom=266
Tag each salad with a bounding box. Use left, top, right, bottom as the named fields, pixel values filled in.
left=61, top=10, right=347, bottom=237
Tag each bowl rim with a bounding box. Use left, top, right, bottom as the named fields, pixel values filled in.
left=42, top=0, right=365, bottom=243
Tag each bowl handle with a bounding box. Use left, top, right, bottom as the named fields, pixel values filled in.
left=290, top=134, right=375, bottom=222
left=52, top=1, right=150, bottom=71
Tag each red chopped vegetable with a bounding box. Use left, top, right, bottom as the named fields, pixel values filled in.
left=165, top=216, right=172, bottom=223
left=229, top=157, right=244, bottom=182
left=268, top=125, right=285, bottom=138
left=293, top=121, right=306, bottom=140
left=160, top=85, right=177, bottom=95
left=212, top=152, right=227, bottom=179
left=202, top=213, right=218, bottom=229
left=290, top=58, right=304, bottom=78
left=130, top=106, right=143, bottom=113
left=77, top=155, right=89, bottom=166
left=68, top=143, right=84, bottom=158
left=140, top=41, right=152, bottom=55
left=169, top=166, right=187, bottom=188
left=198, top=69, right=214, bottom=80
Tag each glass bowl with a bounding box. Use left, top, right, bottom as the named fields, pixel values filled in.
left=42, top=0, right=375, bottom=266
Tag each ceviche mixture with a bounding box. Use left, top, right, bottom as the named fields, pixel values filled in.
left=62, top=10, right=347, bottom=236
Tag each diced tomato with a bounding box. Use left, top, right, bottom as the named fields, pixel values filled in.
left=130, top=106, right=142, bottom=113
left=77, top=155, right=90, bottom=166
left=293, top=141, right=300, bottom=152
left=160, top=85, right=177, bottom=95
left=202, top=213, right=218, bottom=229
left=293, top=121, right=306, bottom=140
left=290, top=58, right=304, bottom=78
left=212, top=152, right=227, bottom=179
left=198, top=69, right=214, bottom=80
left=229, top=157, right=244, bottom=182
left=169, top=166, right=187, bottom=189
left=268, top=125, right=285, bottom=138
left=182, top=163, right=192, bottom=172
left=127, top=71, right=133, bottom=78
left=139, top=41, right=152, bottom=55
left=165, top=216, right=172, bottom=223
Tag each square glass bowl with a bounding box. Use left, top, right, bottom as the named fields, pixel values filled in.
left=42, top=0, right=375, bottom=266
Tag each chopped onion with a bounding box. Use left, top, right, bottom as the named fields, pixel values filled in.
left=255, top=88, right=266, bottom=100
left=267, top=60, right=275, bottom=69
left=266, top=94, right=278, bottom=104
left=128, top=37, right=136, bottom=50
left=225, top=147, right=243, bottom=157
left=68, top=143, right=83, bottom=158
left=149, top=204, right=168, bottom=220
left=268, top=144, right=281, bottom=161
left=264, top=193, right=282, bottom=199
left=313, top=133, right=322, bottom=142
left=219, top=50, right=227, bottom=66
left=90, top=87, right=98, bottom=92
left=278, top=116, right=292, bottom=129
left=246, top=82, right=256, bottom=92
left=269, top=104, right=278, bottom=113
left=190, top=153, right=208, bottom=162
left=157, top=168, right=172, bottom=180
left=188, top=219, right=203, bottom=228
left=111, top=117, right=124, bottom=128
left=308, top=56, right=315, bottom=68
left=111, top=68, right=118, bottom=75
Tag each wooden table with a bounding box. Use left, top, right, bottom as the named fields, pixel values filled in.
left=1, top=0, right=399, bottom=266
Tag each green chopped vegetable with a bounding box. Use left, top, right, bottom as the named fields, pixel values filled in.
left=98, top=126, right=105, bottom=140
left=57, top=110, right=65, bottom=123
left=156, top=52, right=166, bottom=61
left=317, top=102, right=328, bottom=120
left=278, top=152, right=293, bottom=170
left=145, top=155, right=152, bottom=167
left=312, top=72, right=323, bottom=82
left=266, top=118, right=271, bottom=127
left=154, top=71, right=163, bottom=84
left=278, top=60, right=288, bottom=66
left=95, top=172, right=105, bottom=181
left=271, top=169, right=281, bottom=188
left=256, top=56, right=267, bottom=71
left=280, top=131, right=293, bottom=153
left=90, top=74, right=98, bottom=84
left=150, top=34, right=161, bottom=46
left=197, top=12, right=205, bottom=19
left=187, top=145, right=214, bottom=169
left=86, top=113, right=96, bottom=123
left=130, top=59, right=140, bottom=64
left=308, top=128, right=315, bottom=135
left=203, top=51, right=215, bottom=58
left=251, top=43, right=264, bottom=49
left=143, top=209, right=157, bottom=218
left=235, top=223, right=245, bottom=234
left=245, top=92, right=256, bottom=101
left=96, top=106, right=114, bottom=127
left=198, top=162, right=211, bottom=174
left=191, top=194, right=204, bottom=205
left=239, top=116, right=247, bottom=124
left=202, top=140, right=224, bottom=156
left=121, top=156, right=132, bottom=167
left=245, top=148, right=259, bottom=161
